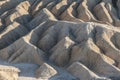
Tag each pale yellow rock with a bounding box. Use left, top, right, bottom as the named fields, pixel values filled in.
left=17, top=1, right=31, bottom=12
left=0, top=65, right=20, bottom=80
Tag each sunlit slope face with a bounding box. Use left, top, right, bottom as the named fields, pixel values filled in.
left=0, top=0, right=120, bottom=80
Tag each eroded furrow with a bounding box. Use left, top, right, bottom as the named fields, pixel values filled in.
left=0, top=0, right=120, bottom=80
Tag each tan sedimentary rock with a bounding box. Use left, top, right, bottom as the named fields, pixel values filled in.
left=0, top=0, right=25, bottom=15
left=46, top=1, right=58, bottom=11
left=1, top=0, right=120, bottom=80
left=70, top=39, right=120, bottom=77
left=0, top=65, right=20, bottom=80
left=17, top=1, right=31, bottom=12
left=94, top=2, right=113, bottom=24
left=28, top=8, right=57, bottom=30
left=67, top=62, right=111, bottom=80
left=60, top=2, right=83, bottom=22
left=36, top=63, right=57, bottom=79
left=32, top=0, right=53, bottom=15
left=0, top=37, right=45, bottom=65
left=95, top=26, right=120, bottom=69
left=51, top=0, right=68, bottom=17
left=50, top=36, right=75, bottom=66
left=5, top=1, right=31, bottom=26
left=0, top=22, right=28, bottom=49
left=77, top=0, right=96, bottom=22
left=86, top=0, right=101, bottom=10
left=37, top=24, right=57, bottom=52
left=105, top=3, right=120, bottom=27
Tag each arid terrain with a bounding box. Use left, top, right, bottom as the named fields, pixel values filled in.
left=0, top=0, right=120, bottom=80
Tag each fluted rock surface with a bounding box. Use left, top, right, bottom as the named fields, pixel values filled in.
left=0, top=0, right=120, bottom=80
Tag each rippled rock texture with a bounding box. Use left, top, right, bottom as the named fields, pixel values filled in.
left=0, top=0, right=120, bottom=80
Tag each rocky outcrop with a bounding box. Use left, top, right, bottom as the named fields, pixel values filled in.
left=0, top=0, right=120, bottom=80
left=0, top=37, right=45, bottom=65
left=70, top=39, right=120, bottom=78
left=36, top=63, right=57, bottom=79
left=50, top=36, right=75, bottom=66
left=94, top=2, right=113, bottom=24
left=5, top=1, right=31, bottom=26
left=27, top=8, right=57, bottom=30
left=60, top=1, right=83, bottom=22
left=0, top=22, right=28, bottom=49
left=77, top=0, right=96, bottom=22
left=0, top=65, right=20, bottom=80
left=67, top=62, right=111, bottom=80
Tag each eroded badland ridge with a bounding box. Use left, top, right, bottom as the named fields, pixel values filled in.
left=0, top=0, right=120, bottom=80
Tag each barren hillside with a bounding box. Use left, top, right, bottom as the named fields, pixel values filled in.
left=0, top=0, right=120, bottom=80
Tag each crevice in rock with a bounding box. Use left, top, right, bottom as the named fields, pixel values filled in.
left=112, top=0, right=118, bottom=9
left=92, top=26, right=106, bottom=55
